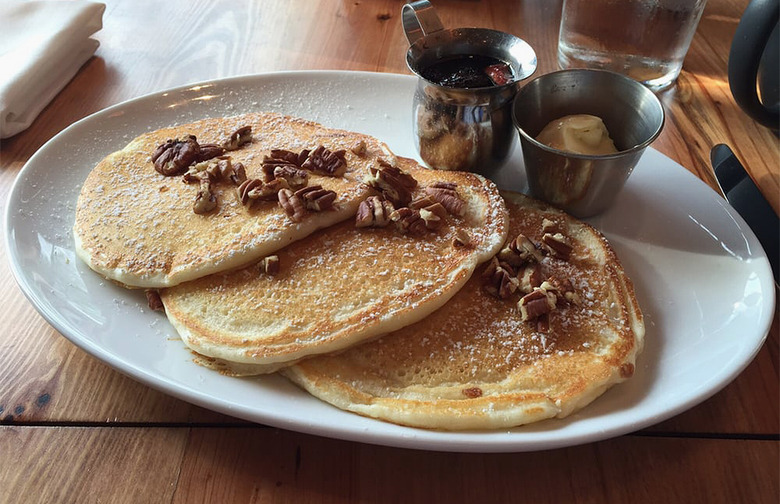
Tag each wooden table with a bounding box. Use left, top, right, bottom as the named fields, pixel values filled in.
left=2, top=0, right=777, bottom=501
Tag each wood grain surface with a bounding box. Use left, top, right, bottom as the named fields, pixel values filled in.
left=1, top=0, right=777, bottom=502
left=2, top=427, right=778, bottom=503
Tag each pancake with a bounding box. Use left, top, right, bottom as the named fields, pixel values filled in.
left=74, top=112, right=391, bottom=288
left=282, top=191, right=644, bottom=430
left=159, top=159, right=509, bottom=374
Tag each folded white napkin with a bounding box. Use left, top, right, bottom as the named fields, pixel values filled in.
left=0, top=1, right=105, bottom=139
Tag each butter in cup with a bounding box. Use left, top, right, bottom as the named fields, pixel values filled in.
left=536, top=114, right=618, bottom=156
left=512, top=69, right=664, bottom=218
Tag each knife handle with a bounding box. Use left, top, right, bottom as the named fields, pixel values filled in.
left=711, top=144, right=779, bottom=284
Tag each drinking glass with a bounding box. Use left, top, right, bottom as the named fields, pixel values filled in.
left=557, top=0, right=708, bottom=91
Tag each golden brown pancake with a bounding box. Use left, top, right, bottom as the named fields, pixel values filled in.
left=160, top=160, right=509, bottom=374
left=74, top=112, right=391, bottom=288
left=282, top=191, right=644, bottom=430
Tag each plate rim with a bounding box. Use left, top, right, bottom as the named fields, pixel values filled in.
left=4, top=69, right=776, bottom=453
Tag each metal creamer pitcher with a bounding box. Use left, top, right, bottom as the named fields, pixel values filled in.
left=402, top=0, right=537, bottom=174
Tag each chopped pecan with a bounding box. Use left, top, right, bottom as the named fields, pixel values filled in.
left=498, top=234, right=543, bottom=266
left=518, top=288, right=557, bottom=321
left=184, top=156, right=245, bottom=186
left=564, top=288, right=581, bottom=306
left=237, top=178, right=262, bottom=205
left=541, top=218, right=558, bottom=235
left=355, top=196, right=395, bottom=228
left=481, top=257, right=520, bottom=299
left=410, top=195, right=447, bottom=230
left=261, top=149, right=310, bottom=181
left=222, top=126, right=253, bottom=151
left=151, top=136, right=201, bottom=176
left=225, top=161, right=247, bottom=185
left=207, top=159, right=229, bottom=181
left=364, top=159, right=418, bottom=207
left=272, top=165, right=308, bottom=189
left=261, top=157, right=287, bottom=181
left=301, top=145, right=347, bottom=177
left=181, top=157, right=249, bottom=214
left=462, top=387, right=483, bottom=398
left=182, top=161, right=214, bottom=184
left=424, top=183, right=465, bottom=217
left=430, top=181, right=457, bottom=190
left=237, top=178, right=288, bottom=206
left=480, top=256, right=502, bottom=280
left=145, top=290, right=164, bottom=311
left=198, top=143, right=225, bottom=162
left=408, top=195, right=438, bottom=211
left=296, top=185, right=337, bottom=211
left=193, top=178, right=217, bottom=214
left=497, top=242, right=520, bottom=266
left=389, top=207, right=427, bottom=236
left=259, top=255, right=280, bottom=275
left=541, top=277, right=581, bottom=306
left=278, top=188, right=307, bottom=222
left=517, top=263, right=543, bottom=294
left=263, top=178, right=291, bottom=197
left=452, top=229, right=472, bottom=248
left=271, top=148, right=310, bottom=166
left=350, top=139, right=367, bottom=157
left=419, top=208, right=444, bottom=230
left=514, top=234, right=544, bottom=262
left=541, top=232, right=573, bottom=260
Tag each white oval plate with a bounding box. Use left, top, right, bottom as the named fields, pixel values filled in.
left=5, top=71, right=775, bottom=452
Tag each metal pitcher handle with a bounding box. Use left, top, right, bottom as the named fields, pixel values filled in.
left=402, top=1, right=445, bottom=45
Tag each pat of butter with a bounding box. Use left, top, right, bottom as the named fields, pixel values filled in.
left=536, top=114, right=618, bottom=155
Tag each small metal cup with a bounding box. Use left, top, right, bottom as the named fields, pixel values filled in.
left=512, top=69, right=664, bottom=217
left=403, top=1, right=537, bottom=175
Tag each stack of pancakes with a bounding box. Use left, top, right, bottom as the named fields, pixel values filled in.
left=74, top=112, right=644, bottom=430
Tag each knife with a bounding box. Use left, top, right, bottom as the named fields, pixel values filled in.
left=710, top=143, right=778, bottom=283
